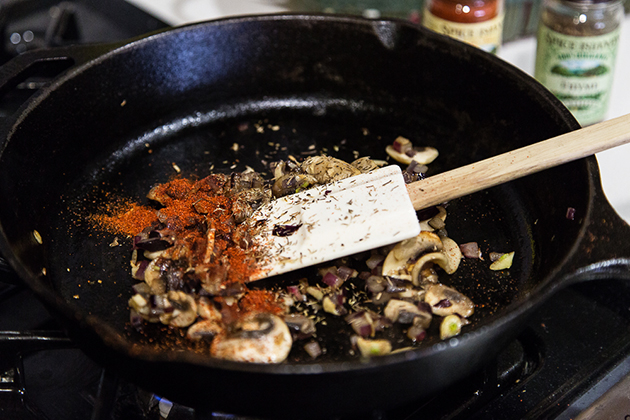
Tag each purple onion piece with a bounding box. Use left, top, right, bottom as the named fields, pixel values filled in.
left=345, top=311, right=373, bottom=337
left=133, top=260, right=149, bottom=281
left=566, top=207, right=576, bottom=220
left=287, top=285, right=306, bottom=302
left=336, top=265, right=356, bottom=281
left=284, top=314, right=316, bottom=339
left=460, top=242, right=480, bottom=259
left=407, top=324, right=427, bottom=342
left=322, top=271, right=344, bottom=288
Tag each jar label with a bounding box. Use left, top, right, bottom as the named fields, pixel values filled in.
left=422, top=10, right=504, bottom=53
left=535, top=25, right=620, bottom=126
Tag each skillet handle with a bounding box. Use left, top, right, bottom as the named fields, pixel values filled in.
left=0, top=42, right=121, bottom=101
left=0, top=43, right=121, bottom=284
left=557, top=182, right=630, bottom=285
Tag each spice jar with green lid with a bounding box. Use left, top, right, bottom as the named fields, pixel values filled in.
left=534, top=0, right=624, bottom=126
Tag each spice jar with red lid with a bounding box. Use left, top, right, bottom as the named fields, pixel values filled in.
left=422, top=0, right=505, bottom=53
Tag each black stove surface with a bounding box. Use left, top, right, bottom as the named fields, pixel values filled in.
left=1, top=2, right=630, bottom=419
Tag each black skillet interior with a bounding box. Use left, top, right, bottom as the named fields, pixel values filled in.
left=0, top=14, right=596, bottom=415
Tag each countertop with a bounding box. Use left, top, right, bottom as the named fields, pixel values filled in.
left=126, top=0, right=630, bottom=222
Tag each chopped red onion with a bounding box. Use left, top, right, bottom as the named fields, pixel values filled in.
left=345, top=311, right=374, bottom=337
left=566, top=207, right=576, bottom=220
left=284, top=314, right=316, bottom=338
left=322, top=271, right=344, bottom=288
left=336, top=265, right=357, bottom=281
left=287, top=285, right=306, bottom=302
left=460, top=242, right=481, bottom=259
left=392, top=137, right=412, bottom=154
left=407, top=324, right=427, bottom=342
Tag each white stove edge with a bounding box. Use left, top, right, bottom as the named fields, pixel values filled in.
left=126, top=0, right=630, bottom=224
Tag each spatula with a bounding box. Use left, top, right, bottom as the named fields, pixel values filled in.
left=250, top=113, right=630, bottom=280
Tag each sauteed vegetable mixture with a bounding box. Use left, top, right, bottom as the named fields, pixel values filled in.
left=122, top=137, right=512, bottom=363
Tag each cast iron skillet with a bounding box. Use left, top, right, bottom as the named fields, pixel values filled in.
left=1, top=14, right=630, bottom=418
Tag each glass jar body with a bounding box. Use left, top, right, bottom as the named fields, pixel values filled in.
left=422, top=0, right=505, bottom=53
left=534, top=0, right=624, bottom=125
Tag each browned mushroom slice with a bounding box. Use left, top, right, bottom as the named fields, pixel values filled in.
left=159, top=290, right=198, bottom=328
left=350, top=157, right=386, bottom=173
left=384, top=299, right=430, bottom=324
left=424, top=284, right=474, bottom=318
left=409, top=236, right=462, bottom=286
left=210, top=313, right=293, bottom=363
left=382, top=231, right=443, bottom=280
left=187, top=319, right=224, bottom=340
left=301, top=155, right=362, bottom=184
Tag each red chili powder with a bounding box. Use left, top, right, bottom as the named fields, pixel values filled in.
left=238, top=289, right=285, bottom=315
left=91, top=175, right=262, bottom=284
left=90, top=200, right=158, bottom=237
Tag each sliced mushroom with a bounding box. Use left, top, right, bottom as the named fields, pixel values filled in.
left=210, top=313, right=293, bottom=363
left=159, top=290, right=198, bottom=328
left=384, top=299, right=425, bottom=324
left=272, top=173, right=318, bottom=197
left=424, top=284, right=474, bottom=318
left=382, top=232, right=443, bottom=280
left=187, top=319, right=224, bottom=340
left=301, top=155, right=361, bottom=184
left=350, top=157, right=386, bottom=173
left=409, top=236, right=462, bottom=286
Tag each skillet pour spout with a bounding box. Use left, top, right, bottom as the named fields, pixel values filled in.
left=1, top=14, right=630, bottom=418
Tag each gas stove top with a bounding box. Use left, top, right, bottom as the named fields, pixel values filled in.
left=1, top=2, right=630, bottom=419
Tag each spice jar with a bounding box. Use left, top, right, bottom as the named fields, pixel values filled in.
left=422, top=0, right=505, bottom=53
left=534, top=0, right=624, bottom=126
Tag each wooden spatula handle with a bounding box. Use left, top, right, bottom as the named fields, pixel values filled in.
left=407, top=113, right=630, bottom=211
